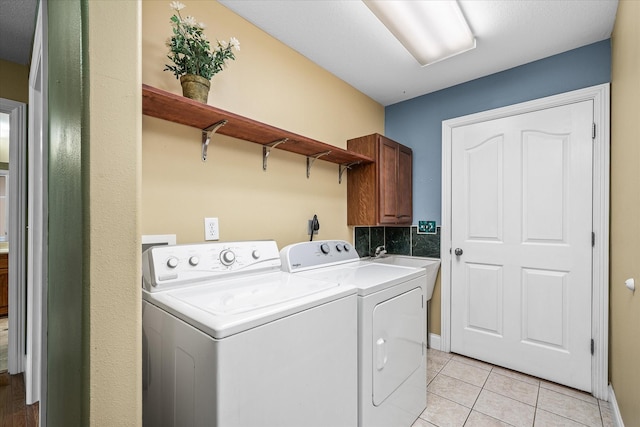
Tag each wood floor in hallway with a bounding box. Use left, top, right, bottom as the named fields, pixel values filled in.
left=0, top=372, right=38, bottom=427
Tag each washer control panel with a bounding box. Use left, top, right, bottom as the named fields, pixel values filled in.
left=280, top=240, right=359, bottom=272
left=142, top=240, right=281, bottom=291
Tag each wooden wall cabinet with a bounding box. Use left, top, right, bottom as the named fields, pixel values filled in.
left=347, top=133, right=413, bottom=225
left=0, top=253, right=8, bottom=317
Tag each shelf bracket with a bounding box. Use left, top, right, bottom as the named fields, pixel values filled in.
left=201, top=120, right=228, bottom=162
left=262, top=138, right=289, bottom=171
left=306, top=151, right=331, bottom=178
left=338, top=161, right=361, bottom=184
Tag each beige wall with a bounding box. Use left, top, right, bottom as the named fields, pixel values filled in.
left=429, top=274, right=441, bottom=335
left=87, top=0, right=141, bottom=424
left=0, top=59, right=29, bottom=104
left=610, top=1, right=640, bottom=425
left=142, top=1, right=384, bottom=248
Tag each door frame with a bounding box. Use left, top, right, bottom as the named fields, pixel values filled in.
left=0, top=97, right=27, bottom=375
left=440, top=84, right=610, bottom=400
left=25, top=0, right=48, bottom=407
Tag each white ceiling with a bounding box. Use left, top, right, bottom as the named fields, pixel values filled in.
left=0, top=0, right=37, bottom=65
left=220, top=0, right=618, bottom=106
left=0, top=1, right=618, bottom=106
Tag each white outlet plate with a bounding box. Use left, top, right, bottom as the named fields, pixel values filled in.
left=204, top=217, right=219, bottom=241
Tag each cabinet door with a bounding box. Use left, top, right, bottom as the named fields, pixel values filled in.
left=0, top=254, right=7, bottom=316
left=378, top=137, right=399, bottom=224
left=396, top=145, right=413, bottom=223
left=348, top=133, right=413, bottom=226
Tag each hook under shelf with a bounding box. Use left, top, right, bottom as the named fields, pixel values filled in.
left=262, top=138, right=289, bottom=171
left=338, top=161, right=361, bottom=184
left=306, top=151, right=331, bottom=178
left=201, top=120, right=228, bottom=162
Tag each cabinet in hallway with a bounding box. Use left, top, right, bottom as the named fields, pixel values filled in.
left=0, top=253, right=7, bottom=316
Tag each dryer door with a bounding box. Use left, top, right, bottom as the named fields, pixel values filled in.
left=372, top=287, right=424, bottom=406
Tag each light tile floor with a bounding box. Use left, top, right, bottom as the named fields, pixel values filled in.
left=414, top=349, right=614, bottom=427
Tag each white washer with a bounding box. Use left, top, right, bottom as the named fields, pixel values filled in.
left=142, top=240, right=358, bottom=427
left=281, top=240, right=427, bottom=427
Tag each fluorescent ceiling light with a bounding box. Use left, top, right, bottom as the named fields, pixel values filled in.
left=363, top=0, right=476, bottom=66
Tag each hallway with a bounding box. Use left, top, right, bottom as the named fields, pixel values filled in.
left=0, top=372, right=38, bottom=426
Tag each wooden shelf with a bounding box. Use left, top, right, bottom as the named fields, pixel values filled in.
left=142, top=85, right=374, bottom=169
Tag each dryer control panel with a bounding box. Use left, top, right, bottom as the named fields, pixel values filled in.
left=142, top=240, right=281, bottom=291
left=280, top=240, right=359, bottom=272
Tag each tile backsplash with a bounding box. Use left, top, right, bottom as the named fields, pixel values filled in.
left=354, top=226, right=441, bottom=258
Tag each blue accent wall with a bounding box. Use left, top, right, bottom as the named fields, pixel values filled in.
left=385, top=40, right=611, bottom=224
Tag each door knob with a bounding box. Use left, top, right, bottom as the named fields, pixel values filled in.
left=454, top=248, right=463, bottom=256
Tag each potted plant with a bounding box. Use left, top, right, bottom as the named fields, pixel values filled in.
left=164, top=1, right=240, bottom=103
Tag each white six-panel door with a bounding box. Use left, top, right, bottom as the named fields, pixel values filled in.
left=450, top=101, right=593, bottom=391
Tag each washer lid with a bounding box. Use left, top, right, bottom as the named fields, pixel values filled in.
left=143, top=271, right=356, bottom=339
left=296, top=263, right=425, bottom=296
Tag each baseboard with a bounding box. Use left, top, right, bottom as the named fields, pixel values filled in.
left=609, top=384, right=625, bottom=427
left=428, top=333, right=442, bottom=351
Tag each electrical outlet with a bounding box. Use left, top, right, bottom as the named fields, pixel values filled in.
left=418, top=220, right=437, bottom=234
left=204, top=217, right=219, bottom=241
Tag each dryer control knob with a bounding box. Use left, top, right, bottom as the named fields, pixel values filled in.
left=335, top=244, right=343, bottom=252
left=220, top=250, right=236, bottom=266
left=320, top=243, right=330, bottom=254
left=343, top=244, right=351, bottom=252
left=189, top=256, right=199, bottom=266
left=252, top=250, right=261, bottom=260
left=166, top=257, right=179, bottom=269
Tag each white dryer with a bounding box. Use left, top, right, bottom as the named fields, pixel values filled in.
left=142, top=240, right=358, bottom=427
left=281, top=240, right=427, bottom=427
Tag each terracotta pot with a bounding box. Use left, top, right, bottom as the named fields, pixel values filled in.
left=180, top=74, right=211, bottom=104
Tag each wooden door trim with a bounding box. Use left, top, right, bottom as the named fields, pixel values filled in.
left=441, top=83, right=610, bottom=400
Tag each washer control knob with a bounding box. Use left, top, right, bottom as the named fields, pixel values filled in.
left=166, top=257, right=179, bottom=269
left=320, top=243, right=330, bottom=254
left=220, top=250, right=236, bottom=266
left=252, top=250, right=261, bottom=260
left=335, top=244, right=343, bottom=252
left=189, top=256, right=200, bottom=266
left=343, top=244, right=351, bottom=252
